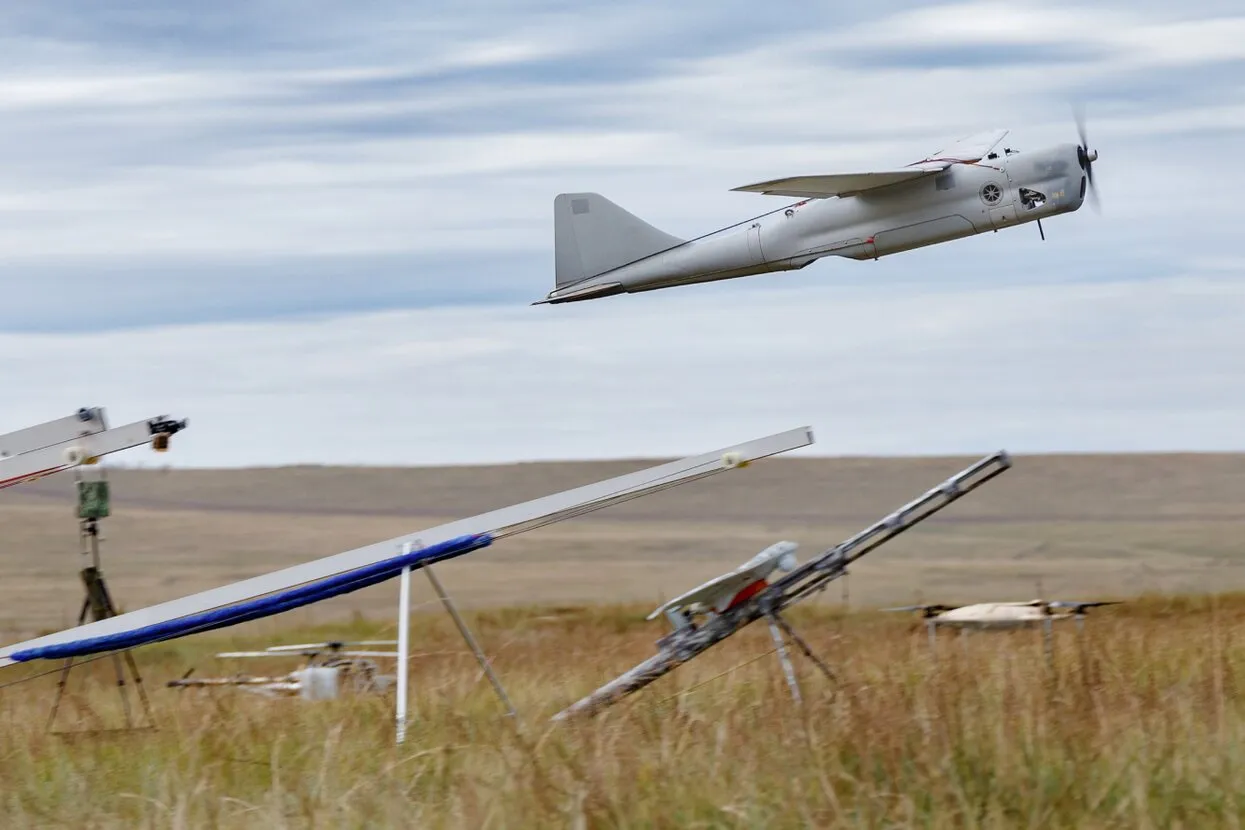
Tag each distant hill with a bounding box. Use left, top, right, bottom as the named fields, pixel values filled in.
left=3, top=453, right=1244, bottom=639
left=5, top=453, right=1245, bottom=523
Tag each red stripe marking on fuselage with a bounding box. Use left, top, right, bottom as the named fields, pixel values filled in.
left=0, top=465, right=68, bottom=490
left=725, top=578, right=770, bottom=611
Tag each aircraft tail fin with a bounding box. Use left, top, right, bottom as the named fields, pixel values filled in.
left=554, top=193, right=686, bottom=289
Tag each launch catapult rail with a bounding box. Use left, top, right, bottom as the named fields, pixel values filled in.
left=0, top=407, right=187, bottom=491
left=552, top=450, right=1012, bottom=721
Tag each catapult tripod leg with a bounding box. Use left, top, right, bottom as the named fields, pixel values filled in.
left=122, top=650, right=156, bottom=729
left=1043, top=617, right=1055, bottom=675
left=46, top=595, right=92, bottom=732
left=769, top=612, right=837, bottom=683
left=766, top=617, right=802, bottom=705
left=46, top=656, right=78, bottom=732
left=108, top=652, right=134, bottom=728
left=424, top=565, right=518, bottom=719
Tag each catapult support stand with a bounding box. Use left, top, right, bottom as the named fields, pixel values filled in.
left=766, top=617, right=802, bottom=704
left=424, top=564, right=518, bottom=720
left=396, top=564, right=412, bottom=745
left=394, top=541, right=518, bottom=733
left=46, top=472, right=156, bottom=735
left=1042, top=616, right=1055, bottom=676
left=764, top=611, right=837, bottom=705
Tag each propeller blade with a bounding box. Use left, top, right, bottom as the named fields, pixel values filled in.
left=1072, top=103, right=1101, bottom=213
left=1073, top=102, right=1089, bottom=150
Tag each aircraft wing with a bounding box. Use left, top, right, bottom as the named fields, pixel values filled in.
left=0, top=426, right=814, bottom=669
left=732, top=128, right=1009, bottom=199
left=912, top=128, right=1009, bottom=165
left=647, top=568, right=767, bottom=620
left=731, top=166, right=947, bottom=199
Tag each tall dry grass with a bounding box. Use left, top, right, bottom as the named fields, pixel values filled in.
left=2, top=594, right=1244, bottom=828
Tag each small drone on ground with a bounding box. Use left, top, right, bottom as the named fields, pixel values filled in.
left=167, top=640, right=400, bottom=700
left=884, top=598, right=1122, bottom=634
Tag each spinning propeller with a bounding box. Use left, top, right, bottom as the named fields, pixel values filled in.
left=1073, top=105, right=1101, bottom=212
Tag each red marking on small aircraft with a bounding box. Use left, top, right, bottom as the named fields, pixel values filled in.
left=725, top=578, right=769, bottom=611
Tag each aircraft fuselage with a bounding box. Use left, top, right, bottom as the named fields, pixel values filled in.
left=546, top=143, right=1088, bottom=303
left=932, top=602, right=1070, bottom=630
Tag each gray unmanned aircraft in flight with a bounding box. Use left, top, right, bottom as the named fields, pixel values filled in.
left=536, top=119, right=1099, bottom=305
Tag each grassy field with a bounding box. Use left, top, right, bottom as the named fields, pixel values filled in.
left=2, top=453, right=1245, bottom=826
left=2, top=597, right=1244, bottom=828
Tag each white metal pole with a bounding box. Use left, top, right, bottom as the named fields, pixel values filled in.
left=395, top=546, right=412, bottom=745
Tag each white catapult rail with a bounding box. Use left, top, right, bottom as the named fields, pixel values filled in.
left=553, top=450, right=1013, bottom=721
left=0, top=407, right=188, bottom=490
left=0, top=426, right=815, bottom=740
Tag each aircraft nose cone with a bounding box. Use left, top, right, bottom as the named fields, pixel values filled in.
left=1086, top=149, right=1099, bottom=163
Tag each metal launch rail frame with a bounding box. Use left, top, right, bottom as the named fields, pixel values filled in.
left=0, top=407, right=187, bottom=490
left=553, top=450, right=1013, bottom=721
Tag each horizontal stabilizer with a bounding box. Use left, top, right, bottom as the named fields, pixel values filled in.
left=532, top=281, right=623, bottom=305
left=732, top=166, right=946, bottom=199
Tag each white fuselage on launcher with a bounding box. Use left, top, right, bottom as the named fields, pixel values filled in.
left=537, top=128, right=1098, bottom=305
left=648, top=541, right=799, bottom=630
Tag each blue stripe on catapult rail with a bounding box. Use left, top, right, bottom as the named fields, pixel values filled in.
left=11, top=533, right=493, bottom=662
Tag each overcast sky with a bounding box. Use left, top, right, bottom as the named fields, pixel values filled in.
left=1, top=0, right=1242, bottom=467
